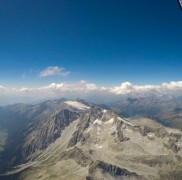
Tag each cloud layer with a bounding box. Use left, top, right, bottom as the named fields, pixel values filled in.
left=1, top=80, right=182, bottom=105
left=39, top=66, right=70, bottom=77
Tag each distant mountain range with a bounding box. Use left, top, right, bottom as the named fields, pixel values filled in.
left=108, top=95, right=182, bottom=129
left=0, top=98, right=182, bottom=180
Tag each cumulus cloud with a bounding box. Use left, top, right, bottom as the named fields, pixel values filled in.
left=109, top=81, right=182, bottom=95
left=162, top=81, right=182, bottom=89
left=1, top=80, right=182, bottom=105
left=39, top=66, right=70, bottom=77
left=110, top=82, right=133, bottom=94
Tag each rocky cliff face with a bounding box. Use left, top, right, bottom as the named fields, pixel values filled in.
left=67, top=107, right=103, bottom=147
left=21, top=109, right=80, bottom=160
left=88, top=160, right=143, bottom=180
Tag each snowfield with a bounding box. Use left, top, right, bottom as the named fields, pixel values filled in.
left=64, top=101, right=90, bottom=110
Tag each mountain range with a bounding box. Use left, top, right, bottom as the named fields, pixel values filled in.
left=0, top=97, right=182, bottom=180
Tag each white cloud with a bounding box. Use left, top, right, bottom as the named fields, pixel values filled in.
left=1, top=80, right=182, bottom=105
left=162, top=81, right=182, bottom=89
left=39, top=66, right=70, bottom=77
left=0, top=86, right=6, bottom=93
left=110, top=81, right=182, bottom=95
left=20, top=87, right=29, bottom=93
left=110, top=82, right=133, bottom=94
left=38, top=81, right=99, bottom=93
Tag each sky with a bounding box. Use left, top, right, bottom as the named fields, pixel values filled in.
left=0, top=0, right=182, bottom=104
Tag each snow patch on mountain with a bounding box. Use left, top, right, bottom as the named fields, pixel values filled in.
left=117, top=116, right=134, bottom=127
left=93, top=119, right=102, bottom=125
left=105, top=118, right=114, bottom=125
left=64, top=100, right=90, bottom=110
left=95, top=144, right=103, bottom=149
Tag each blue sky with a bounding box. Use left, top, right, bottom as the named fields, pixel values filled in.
left=0, top=0, right=182, bottom=88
